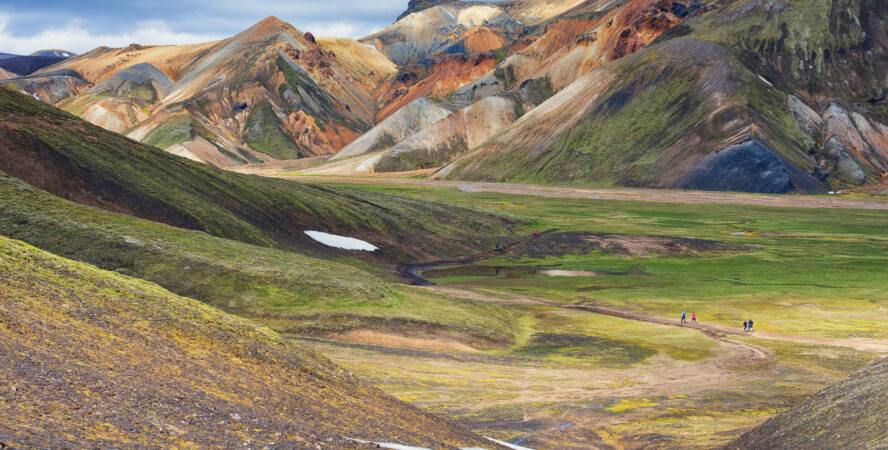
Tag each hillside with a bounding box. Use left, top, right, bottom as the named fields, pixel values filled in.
left=432, top=0, right=888, bottom=192
left=0, top=54, right=69, bottom=76
left=328, top=0, right=722, bottom=175
left=0, top=170, right=519, bottom=347
left=728, top=356, right=888, bottom=449
left=0, top=68, right=16, bottom=81
left=0, top=86, right=522, bottom=262
left=0, top=235, right=490, bottom=448
left=2, top=17, right=397, bottom=166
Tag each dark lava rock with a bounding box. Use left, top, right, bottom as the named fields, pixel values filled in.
left=232, top=101, right=248, bottom=113
left=810, top=166, right=830, bottom=183
left=683, top=140, right=825, bottom=194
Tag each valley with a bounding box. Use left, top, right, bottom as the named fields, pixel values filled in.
left=290, top=178, right=888, bottom=448
left=2, top=0, right=888, bottom=448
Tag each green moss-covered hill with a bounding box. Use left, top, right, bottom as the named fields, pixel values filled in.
left=0, top=86, right=521, bottom=262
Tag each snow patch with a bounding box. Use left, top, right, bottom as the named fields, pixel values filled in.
left=539, top=270, right=597, bottom=277
left=758, top=75, right=773, bottom=87
left=484, top=437, right=535, bottom=450
left=305, top=231, right=378, bottom=251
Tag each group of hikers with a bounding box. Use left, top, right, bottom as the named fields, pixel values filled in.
left=680, top=311, right=755, bottom=331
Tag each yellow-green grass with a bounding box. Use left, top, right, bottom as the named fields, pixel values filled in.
left=335, top=183, right=888, bottom=341
left=0, top=173, right=518, bottom=344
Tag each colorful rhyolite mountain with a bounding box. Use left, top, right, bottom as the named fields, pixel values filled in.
left=3, top=0, right=887, bottom=193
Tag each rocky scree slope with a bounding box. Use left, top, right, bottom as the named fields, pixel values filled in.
left=432, top=0, right=888, bottom=193
left=330, top=0, right=715, bottom=174
left=2, top=17, right=397, bottom=167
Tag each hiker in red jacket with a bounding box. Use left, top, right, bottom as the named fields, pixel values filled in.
left=691, top=313, right=697, bottom=324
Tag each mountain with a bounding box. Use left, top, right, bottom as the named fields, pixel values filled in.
left=2, top=17, right=397, bottom=167
left=5, top=1, right=885, bottom=194
left=327, top=0, right=717, bottom=175
left=0, top=68, right=16, bottom=80
left=728, top=356, right=888, bottom=449
left=0, top=54, right=68, bottom=76
left=0, top=235, right=491, bottom=448
left=426, top=0, right=888, bottom=193
left=0, top=86, right=521, bottom=262
left=29, top=49, right=76, bottom=58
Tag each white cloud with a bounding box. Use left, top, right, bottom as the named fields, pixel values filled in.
left=0, top=15, right=226, bottom=54
left=302, top=21, right=388, bottom=38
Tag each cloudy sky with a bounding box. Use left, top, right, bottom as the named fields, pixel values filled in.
left=0, top=0, right=416, bottom=55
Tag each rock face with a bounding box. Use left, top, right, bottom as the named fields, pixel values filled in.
left=425, top=0, right=888, bottom=192
left=325, top=0, right=714, bottom=176
left=374, top=95, right=521, bottom=172
left=6, top=0, right=886, bottom=193
left=329, top=97, right=453, bottom=161
left=3, top=16, right=397, bottom=167
left=1, top=69, right=92, bottom=104
left=682, top=140, right=824, bottom=194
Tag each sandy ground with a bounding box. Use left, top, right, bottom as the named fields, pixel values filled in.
left=274, top=176, right=888, bottom=210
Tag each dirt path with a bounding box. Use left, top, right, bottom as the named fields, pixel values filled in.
left=278, top=176, right=888, bottom=210
left=422, top=286, right=888, bottom=354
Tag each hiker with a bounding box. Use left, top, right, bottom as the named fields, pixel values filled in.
left=748, top=319, right=754, bottom=331
left=681, top=311, right=687, bottom=323
left=691, top=313, right=697, bottom=324
left=743, top=320, right=748, bottom=332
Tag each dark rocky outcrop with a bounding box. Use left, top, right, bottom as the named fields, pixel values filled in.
left=682, top=140, right=826, bottom=194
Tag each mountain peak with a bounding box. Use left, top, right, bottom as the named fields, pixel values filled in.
left=397, top=0, right=457, bottom=21
left=238, top=15, right=301, bottom=41
left=257, top=15, right=285, bottom=25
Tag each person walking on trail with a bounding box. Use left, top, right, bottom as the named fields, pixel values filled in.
left=691, top=313, right=697, bottom=324
left=748, top=319, right=754, bottom=331
left=681, top=311, right=687, bottom=323
left=743, top=320, right=748, bottom=332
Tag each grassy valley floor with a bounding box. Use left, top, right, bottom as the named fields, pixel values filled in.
left=286, top=179, right=888, bottom=448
